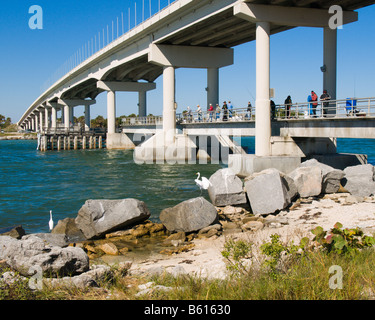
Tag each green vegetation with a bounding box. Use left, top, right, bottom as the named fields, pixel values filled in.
left=0, top=114, right=12, bottom=129
left=1, top=222, right=375, bottom=300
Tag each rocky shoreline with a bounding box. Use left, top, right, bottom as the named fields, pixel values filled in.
left=1, top=159, right=375, bottom=292
left=0, top=133, right=37, bottom=141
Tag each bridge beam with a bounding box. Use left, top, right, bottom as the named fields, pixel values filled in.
left=234, top=3, right=358, bottom=28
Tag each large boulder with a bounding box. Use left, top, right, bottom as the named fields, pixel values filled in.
left=244, top=168, right=292, bottom=215
left=75, top=199, right=151, bottom=240
left=0, top=235, right=89, bottom=277
left=288, top=166, right=322, bottom=197
left=160, top=197, right=218, bottom=233
left=300, top=159, right=345, bottom=194
left=52, top=217, right=86, bottom=242
left=342, top=164, right=375, bottom=197
left=208, top=168, right=247, bottom=206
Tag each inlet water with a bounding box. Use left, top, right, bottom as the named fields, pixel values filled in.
left=0, top=138, right=374, bottom=234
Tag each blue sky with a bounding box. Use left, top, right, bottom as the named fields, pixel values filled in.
left=0, top=1, right=374, bottom=123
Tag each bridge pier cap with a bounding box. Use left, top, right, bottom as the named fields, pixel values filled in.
left=148, top=44, right=234, bottom=69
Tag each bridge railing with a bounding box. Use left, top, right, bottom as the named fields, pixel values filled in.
left=119, top=97, right=375, bottom=126
left=277, top=97, right=375, bottom=120
left=121, top=116, right=163, bottom=126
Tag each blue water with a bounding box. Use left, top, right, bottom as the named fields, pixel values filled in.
left=0, top=138, right=374, bottom=234
left=0, top=140, right=222, bottom=234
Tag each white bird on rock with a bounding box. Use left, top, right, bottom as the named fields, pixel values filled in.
left=195, top=172, right=212, bottom=194
left=49, top=210, right=54, bottom=231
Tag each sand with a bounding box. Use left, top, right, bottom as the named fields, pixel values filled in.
left=124, top=193, right=375, bottom=280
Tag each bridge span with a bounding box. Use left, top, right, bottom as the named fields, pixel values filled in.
left=17, top=0, right=375, bottom=172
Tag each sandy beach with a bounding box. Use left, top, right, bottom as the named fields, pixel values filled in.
left=126, top=193, right=375, bottom=279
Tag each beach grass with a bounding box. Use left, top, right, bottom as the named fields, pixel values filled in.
left=2, top=239, right=375, bottom=300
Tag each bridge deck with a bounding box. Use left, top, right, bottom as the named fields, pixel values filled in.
left=121, top=97, right=375, bottom=139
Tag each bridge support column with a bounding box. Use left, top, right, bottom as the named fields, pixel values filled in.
left=84, top=104, right=91, bottom=131
left=31, top=117, right=35, bottom=132
left=64, top=105, right=70, bottom=130
left=255, top=21, right=271, bottom=157
left=138, top=91, right=147, bottom=118
left=107, top=90, right=116, bottom=135
left=44, top=107, right=50, bottom=131
left=39, top=109, right=44, bottom=133
left=323, top=27, right=337, bottom=103
left=69, top=106, right=74, bottom=126
left=50, top=103, right=57, bottom=131
left=207, top=68, right=219, bottom=109
left=163, top=66, right=176, bottom=145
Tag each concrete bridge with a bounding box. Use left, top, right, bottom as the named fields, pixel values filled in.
left=17, top=0, right=375, bottom=172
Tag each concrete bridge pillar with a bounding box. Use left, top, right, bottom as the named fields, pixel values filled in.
left=64, top=105, right=70, bottom=130
left=138, top=91, right=147, bottom=118
left=163, top=66, right=176, bottom=144
left=50, top=103, right=57, bottom=131
left=34, top=112, right=39, bottom=133
left=84, top=104, right=91, bottom=131
left=31, top=117, right=35, bottom=132
left=39, top=109, right=44, bottom=133
left=107, top=90, right=116, bottom=134
left=207, top=68, right=219, bottom=110
left=323, top=27, right=337, bottom=102
left=69, top=106, right=75, bottom=126
left=255, top=21, right=271, bottom=157
left=44, top=107, right=50, bottom=130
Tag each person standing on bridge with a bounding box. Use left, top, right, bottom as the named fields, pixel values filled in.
left=208, top=104, right=214, bottom=122
left=311, top=91, right=318, bottom=117
left=215, top=104, right=221, bottom=121
left=228, top=101, right=233, bottom=119
left=246, top=101, right=252, bottom=119
left=197, top=105, right=203, bottom=122
left=284, top=95, right=292, bottom=119
left=320, top=90, right=331, bottom=117
left=222, top=101, right=228, bottom=121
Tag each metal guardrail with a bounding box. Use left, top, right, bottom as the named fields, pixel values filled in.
left=120, top=97, right=375, bottom=126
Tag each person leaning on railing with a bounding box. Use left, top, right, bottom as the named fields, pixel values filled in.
left=320, top=90, right=331, bottom=117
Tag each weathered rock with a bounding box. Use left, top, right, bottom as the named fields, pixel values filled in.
left=288, top=166, right=322, bottom=197
left=163, top=232, right=186, bottom=246
left=0, top=235, right=89, bottom=277
left=241, top=221, right=264, bottom=232
left=75, top=199, right=151, bottom=240
left=0, top=225, right=25, bottom=239
left=208, top=168, right=247, bottom=206
left=23, top=233, right=70, bottom=248
left=300, top=159, right=345, bottom=194
left=342, top=164, right=375, bottom=197
left=244, top=168, right=291, bottom=215
left=52, top=218, right=85, bottom=242
left=43, top=264, right=115, bottom=290
left=98, top=242, right=119, bottom=255
left=160, top=197, right=218, bottom=233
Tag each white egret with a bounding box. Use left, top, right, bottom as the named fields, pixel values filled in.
left=195, top=172, right=212, bottom=194
left=49, top=210, right=54, bottom=231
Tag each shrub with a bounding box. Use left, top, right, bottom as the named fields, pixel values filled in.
left=311, top=222, right=375, bottom=255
